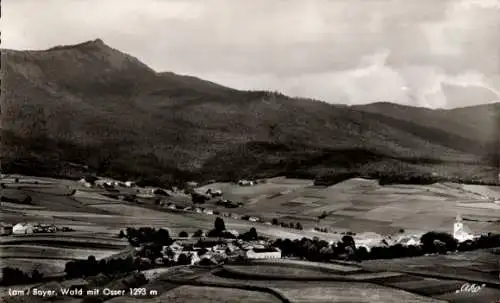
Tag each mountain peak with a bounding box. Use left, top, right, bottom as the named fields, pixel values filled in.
left=45, top=38, right=107, bottom=52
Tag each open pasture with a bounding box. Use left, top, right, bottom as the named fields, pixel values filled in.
left=198, top=274, right=445, bottom=303
left=0, top=258, right=67, bottom=277
left=0, top=244, right=119, bottom=260
left=232, top=177, right=500, bottom=235
left=360, top=249, right=500, bottom=286
left=136, top=285, right=282, bottom=303
left=1, top=187, right=114, bottom=215
left=224, top=265, right=343, bottom=278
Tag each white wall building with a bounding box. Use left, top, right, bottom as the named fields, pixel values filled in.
left=453, top=214, right=474, bottom=242
left=12, top=223, right=34, bottom=235
left=245, top=247, right=281, bottom=259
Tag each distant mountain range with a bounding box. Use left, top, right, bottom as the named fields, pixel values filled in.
left=2, top=39, right=499, bottom=185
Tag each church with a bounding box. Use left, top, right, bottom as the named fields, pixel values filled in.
left=453, top=214, right=475, bottom=242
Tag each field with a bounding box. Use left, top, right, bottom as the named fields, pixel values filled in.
left=0, top=258, right=67, bottom=277
left=201, top=177, right=500, bottom=235
left=1, top=174, right=500, bottom=302
left=122, top=285, right=282, bottom=303
left=197, top=274, right=445, bottom=303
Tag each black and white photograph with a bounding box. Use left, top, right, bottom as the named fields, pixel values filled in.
left=1, top=0, right=500, bottom=302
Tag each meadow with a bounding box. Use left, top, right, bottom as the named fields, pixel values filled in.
left=123, top=285, right=283, bottom=303
left=197, top=274, right=445, bottom=303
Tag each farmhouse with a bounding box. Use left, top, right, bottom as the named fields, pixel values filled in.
left=0, top=223, right=13, bottom=236
left=124, top=181, right=135, bottom=187
left=245, top=247, right=282, bottom=259
left=203, top=208, right=214, bottom=215
left=12, top=222, right=35, bottom=235
left=78, top=178, right=92, bottom=188
left=238, top=180, right=254, bottom=186
left=248, top=216, right=260, bottom=222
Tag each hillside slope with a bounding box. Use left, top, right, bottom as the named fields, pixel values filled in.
left=2, top=39, right=499, bottom=185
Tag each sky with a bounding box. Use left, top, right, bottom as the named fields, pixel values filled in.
left=2, top=0, right=500, bottom=108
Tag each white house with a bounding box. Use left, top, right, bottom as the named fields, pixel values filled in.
left=203, top=208, right=214, bottom=215
left=248, top=217, right=259, bottom=222
left=245, top=247, right=281, bottom=259
left=238, top=180, right=254, bottom=186
left=124, top=181, right=135, bottom=188
left=78, top=178, right=92, bottom=188
left=12, top=223, right=34, bottom=235
left=453, top=214, right=474, bottom=242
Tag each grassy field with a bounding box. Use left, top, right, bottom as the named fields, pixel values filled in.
left=2, top=174, right=499, bottom=303
left=124, top=285, right=282, bottom=303
left=0, top=245, right=118, bottom=259
left=224, top=265, right=350, bottom=278
left=360, top=249, right=500, bottom=287
left=198, top=274, right=445, bottom=303
left=196, top=177, right=500, bottom=236
left=0, top=258, right=67, bottom=276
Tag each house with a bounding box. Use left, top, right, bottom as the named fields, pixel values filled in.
left=248, top=216, right=259, bottom=222
left=167, top=204, right=176, bottom=210
left=0, top=223, right=13, bottom=236
left=238, top=180, right=254, bottom=186
left=124, top=181, right=135, bottom=188
left=194, top=207, right=202, bottom=213
left=186, top=181, right=199, bottom=188
left=206, top=189, right=223, bottom=197
left=203, top=208, right=214, bottom=215
left=245, top=247, right=281, bottom=259
left=78, top=178, right=92, bottom=188
left=12, top=223, right=34, bottom=235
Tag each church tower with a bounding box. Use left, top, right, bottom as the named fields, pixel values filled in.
left=453, top=214, right=464, bottom=239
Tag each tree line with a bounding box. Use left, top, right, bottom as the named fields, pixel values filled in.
left=0, top=267, right=44, bottom=286
left=271, top=231, right=500, bottom=262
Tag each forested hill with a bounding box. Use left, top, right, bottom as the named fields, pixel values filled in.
left=2, top=39, right=499, bottom=186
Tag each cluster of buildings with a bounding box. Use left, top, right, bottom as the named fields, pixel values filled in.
left=149, top=238, right=282, bottom=266
left=0, top=222, right=71, bottom=236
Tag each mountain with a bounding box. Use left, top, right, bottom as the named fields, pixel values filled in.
left=2, top=39, right=499, bottom=186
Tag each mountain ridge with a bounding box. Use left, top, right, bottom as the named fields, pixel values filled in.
left=2, top=39, right=499, bottom=186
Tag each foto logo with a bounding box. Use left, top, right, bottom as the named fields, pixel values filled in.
left=455, top=283, right=485, bottom=294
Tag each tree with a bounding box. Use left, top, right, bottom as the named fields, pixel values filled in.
left=420, top=231, right=457, bottom=254
left=271, top=218, right=279, bottom=225
left=355, top=246, right=369, bottom=261
left=295, top=222, right=303, bottom=230
left=248, top=227, right=258, bottom=239
left=178, top=231, right=188, bottom=238
left=119, top=230, right=125, bottom=238
left=214, top=217, right=226, bottom=231
left=341, top=235, right=356, bottom=249
left=197, top=248, right=208, bottom=256
left=31, top=269, right=43, bottom=282
left=192, top=229, right=204, bottom=237
left=177, top=253, right=191, bottom=265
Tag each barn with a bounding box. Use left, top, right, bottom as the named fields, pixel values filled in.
left=12, top=223, right=35, bottom=235
left=245, top=247, right=281, bottom=259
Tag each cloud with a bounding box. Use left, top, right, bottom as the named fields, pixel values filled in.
left=2, top=0, right=499, bottom=108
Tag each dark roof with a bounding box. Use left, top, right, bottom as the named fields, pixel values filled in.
left=252, top=247, right=279, bottom=253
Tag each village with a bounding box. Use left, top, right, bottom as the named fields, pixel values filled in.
left=0, top=222, right=74, bottom=236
